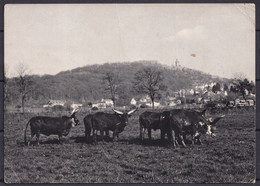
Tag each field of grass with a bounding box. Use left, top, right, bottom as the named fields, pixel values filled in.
left=4, top=108, right=255, bottom=183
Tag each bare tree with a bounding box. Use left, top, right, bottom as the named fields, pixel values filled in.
left=233, top=72, right=247, bottom=81
left=231, top=78, right=255, bottom=99
left=134, top=67, right=167, bottom=109
left=103, top=72, right=120, bottom=108
left=15, top=63, right=33, bottom=114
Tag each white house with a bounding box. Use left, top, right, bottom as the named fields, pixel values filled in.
left=224, top=91, right=228, bottom=96
left=146, top=101, right=161, bottom=108
left=168, top=102, right=176, bottom=107
left=130, top=98, right=137, bottom=105
left=139, top=95, right=151, bottom=103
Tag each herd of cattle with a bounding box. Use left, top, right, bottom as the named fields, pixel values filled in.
left=24, top=107, right=225, bottom=147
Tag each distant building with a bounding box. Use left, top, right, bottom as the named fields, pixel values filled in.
left=92, top=98, right=114, bottom=109
left=224, top=91, right=228, bottom=96
left=130, top=98, right=137, bottom=105
left=101, top=98, right=114, bottom=107
left=139, top=95, right=151, bottom=103
left=189, top=89, right=195, bottom=95
left=146, top=101, right=161, bottom=108
left=168, top=102, right=176, bottom=107
left=137, top=95, right=161, bottom=108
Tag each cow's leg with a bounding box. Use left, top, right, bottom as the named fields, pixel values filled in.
left=140, top=127, right=144, bottom=140
left=58, top=135, right=62, bottom=144
left=86, top=129, right=91, bottom=142
left=167, top=131, right=176, bottom=148
left=191, top=134, right=195, bottom=145
left=36, top=133, right=40, bottom=146
left=178, top=133, right=186, bottom=147
left=160, top=130, right=166, bottom=141
left=112, top=129, right=119, bottom=142
left=93, top=129, right=97, bottom=144
left=100, top=129, right=105, bottom=143
left=148, top=129, right=152, bottom=140
left=105, top=130, right=109, bottom=139
left=183, top=134, right=187, bottom=143
left=161, top=130, right=166, bottom=146
left=28, top=132, right=35, bottom=146
left=112, top=132, right=117, bottom=142
left=85, top=129, right=89, bottom=140
left=196, top=135, right=202, bottom=145
left=173, top=131, right=179, bottom=148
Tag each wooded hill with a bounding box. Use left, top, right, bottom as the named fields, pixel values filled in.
left=5, top=61, right=231, bottom=107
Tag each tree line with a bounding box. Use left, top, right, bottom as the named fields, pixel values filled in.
left=5, top=61, right=243, bottom=113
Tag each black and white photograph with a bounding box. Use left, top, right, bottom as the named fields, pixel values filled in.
left=4, top=4, right=255, bottom=183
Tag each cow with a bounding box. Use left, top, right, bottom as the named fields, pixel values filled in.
left=91, top=108, right=137, bottom=143
left=139, top=111, right=162, bottom=141
left=160, top=109, right=225, bottom=147
left=24, top=108, right=80, bottom=145
left=139, top=111, right=178, bottom=147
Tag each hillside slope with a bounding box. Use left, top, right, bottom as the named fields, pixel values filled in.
left=6, top=61, right=230, bottom=106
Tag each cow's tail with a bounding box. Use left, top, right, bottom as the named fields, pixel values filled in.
left=24, top=120, right=31, bottom=145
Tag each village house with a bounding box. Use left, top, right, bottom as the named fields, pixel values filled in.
left=130, top=98, right=137, bottom=105
left=135, top=95, right=161, bottom=108
left=92, top=98, right=114, bottom=109
left=101, top=98, right=114, bottom=107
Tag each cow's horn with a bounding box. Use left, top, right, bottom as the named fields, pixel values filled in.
left=201, top=108, right=207, bottom=116
left=72, top=107, right=79, bottom=114
left=113, top=109, right=123, bottom=115
left=127, top=108, right=137, bottom=115
left=211, top=115, right=225, bottom=125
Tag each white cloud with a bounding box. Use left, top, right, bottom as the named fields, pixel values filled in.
left=176, top=25, right=207, bottom=40
left=162, top=25, right=208, bottom=44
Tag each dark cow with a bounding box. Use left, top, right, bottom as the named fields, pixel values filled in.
left=24, top=108, right=80, bottom=145
left=139, top=111, right=177, bottom=147
left=139, top=111, right=162, bottom=141
left=160, top=109, right=225, bottom=147
left=91, top=108, right=137, bottom=143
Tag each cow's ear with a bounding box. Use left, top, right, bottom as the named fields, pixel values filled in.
left=211, top=115, right=225, bottom=125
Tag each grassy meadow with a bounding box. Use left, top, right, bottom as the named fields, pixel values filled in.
left=4, top=108, right=255, bottom=183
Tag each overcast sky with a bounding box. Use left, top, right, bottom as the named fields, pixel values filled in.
left=5, top=4, right=255, bottom=80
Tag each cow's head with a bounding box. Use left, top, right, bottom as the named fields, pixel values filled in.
left=160, top=111, right=170, bottom=125
left=70, top=107, right=80, bottom=127
left=205, top=115, right=225, bottom=136
left=197, top=110, right=225, bottom=136
left=113, top=108, right=137, bottom=126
